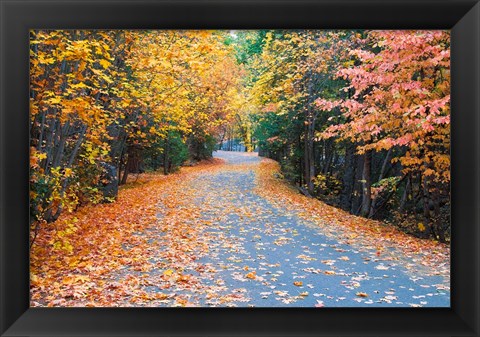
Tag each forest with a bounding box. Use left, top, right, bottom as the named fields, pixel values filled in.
left=30, top=29, right=451, bottom=308
left=248, top=30, right=450, bottom=242
left=30, top=29, right=450, bottom=245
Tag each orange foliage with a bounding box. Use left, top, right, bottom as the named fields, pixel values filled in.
left=255, top=159, right=450, bottom=279
left=30, top=159, right=224, bottom=307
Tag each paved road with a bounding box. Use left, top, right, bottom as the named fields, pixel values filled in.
left=152, top=150, right=450, bottom=307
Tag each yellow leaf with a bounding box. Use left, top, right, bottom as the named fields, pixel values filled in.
left=64, top=168, right=73, bottom=178
left=418, top=223, right=426, bottom=231
left=30, top=273, right=39, bottom=285
left=99, top=59, right=110, bottom=69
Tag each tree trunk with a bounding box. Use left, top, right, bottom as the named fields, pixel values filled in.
left=52, top=120, right=71, bottom=168
left=368, top=148, right=392, bottom=217
left=352, top=154, right=364, bottom=215
left=399, top=174, right=411, bottom=213
left=66, top=125, right=87, bottom=167
left=378, top=148, right=392, bottom=181
left=433, top=187, right=445, bottom=242
left=303, top=124, right=310, bottom=191
left=163, top=136, right=170, bottom=175
left=341, top=142, right=356, bottom=211
left=120, top=156, right=129, bottom=185
left=36, top=110, right=46, bottom=151
left=120, top=145, right=139, bottom=185
left=360, top=150, right=372, bottom=217
left=422, top=177, right=432, bottom=238
left=118, top=146, right=125, bottom=183
left=323, top=140, right=334, bottom=175
left=219, top=127, right=226, bottom=150
left=308, top=125, right=315, bottom=195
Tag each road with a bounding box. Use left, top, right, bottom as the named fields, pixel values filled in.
left=139, top=150, right=450, bottom=307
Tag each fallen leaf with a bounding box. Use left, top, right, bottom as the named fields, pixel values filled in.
left=163, top=269, right=174, bottom=276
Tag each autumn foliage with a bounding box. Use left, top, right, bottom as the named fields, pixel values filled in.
left=250, top=30, right=450, bottom=241
left=30, top=30, right=243, bottom=228
left=29, top=30, right=451, bottom=307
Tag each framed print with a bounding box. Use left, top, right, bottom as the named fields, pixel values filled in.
left=1, top=0, right=479, bottom=336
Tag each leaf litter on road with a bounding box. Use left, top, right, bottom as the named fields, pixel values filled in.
left=31, top=152, right=450, bottom=307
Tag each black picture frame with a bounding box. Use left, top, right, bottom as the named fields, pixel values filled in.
left=1, top=0, right=479, bottom=336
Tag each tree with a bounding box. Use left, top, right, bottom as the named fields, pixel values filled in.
left=29, top=30, right=245, bottom=229
left=317, top=30, right=450, bottom=239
